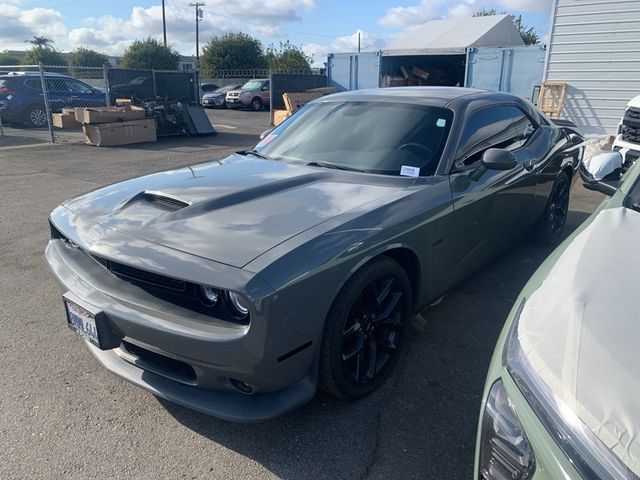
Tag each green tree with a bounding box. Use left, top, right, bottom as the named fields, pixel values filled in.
left=27, top=36, right=54, bottom=48
left=121, top=37, right=180, bottom=70
left=21, top=47, right=67, bottom=66
left=68, top=47, right=108, bottom=68
left=473, top=10, right=540, bottom=45
left=265, top=41, right=311, bottom=71
left=0, top=51, right=20, bottom=65
left=201, top=33, right=266, bottom=76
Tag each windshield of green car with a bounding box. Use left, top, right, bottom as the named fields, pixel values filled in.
left=254, top=101, right=454, bottom=176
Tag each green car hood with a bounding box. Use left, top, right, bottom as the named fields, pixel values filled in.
left=517, top=205, right=640, bottom=476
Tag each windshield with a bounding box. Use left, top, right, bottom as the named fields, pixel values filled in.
left=215, top=84, right=239, bottom=93
left=254, top=101, right=453, bottom=176
left=241, top=80, right=265, bottom=90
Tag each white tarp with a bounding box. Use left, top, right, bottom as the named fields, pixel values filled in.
left=518, top=206, right=640, bottom=475
left=382, top=15, right=524, bottom=56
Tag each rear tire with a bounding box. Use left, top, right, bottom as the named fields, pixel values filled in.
left=24, top=104, right=48, bottom=128
left=535, top=171, right=570, bottom=246
left=319, top=257, right=412, bottom=399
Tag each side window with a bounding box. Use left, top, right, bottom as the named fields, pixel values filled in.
left=505, top=105, right=537, bottom=147
left=24, top=78, right=42, bottom=90
left=45, top=78, right=63, bottom=92
left=66, top=80, right=94, bottom=94
left=455, top=106, right=522, bottom=168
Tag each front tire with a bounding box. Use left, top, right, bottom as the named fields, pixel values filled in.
left=319, top=257, right=412, bottom=399
left=250, top=97, right=263, bottom=111
left=536, top=171, right=570, bottom=246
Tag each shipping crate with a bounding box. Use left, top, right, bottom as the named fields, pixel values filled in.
left=75, top=106, right=145, bottom=125
left=83, top=119, right=156, bottom=146
left=52, top=112, right=81, bottom=129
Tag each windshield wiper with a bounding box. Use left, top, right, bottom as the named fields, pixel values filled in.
left=236, top=150, right=272, bottom=160
left=304, top=161, right=365, bottom=173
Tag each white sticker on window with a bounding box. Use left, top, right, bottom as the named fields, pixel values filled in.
left=256, top=134, right=277, bottom=148
left=400, top=165, right=420, bottom=177
left=436, top=118, right=446, bottom=127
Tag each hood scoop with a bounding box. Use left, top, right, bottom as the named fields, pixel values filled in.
left=124, top=191, right=191, bottom=212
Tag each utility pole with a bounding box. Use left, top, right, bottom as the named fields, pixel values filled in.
left=358, top=32, right=361, bottom=52
left=162, top=0, right=167, bottom=46
left=189, top=2, right=205, bottom=71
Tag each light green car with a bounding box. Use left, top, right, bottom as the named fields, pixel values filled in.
left=474, top=151, right=640, bottom=479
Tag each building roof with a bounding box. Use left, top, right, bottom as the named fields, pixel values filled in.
left=382, top=14, right=524, bottom=56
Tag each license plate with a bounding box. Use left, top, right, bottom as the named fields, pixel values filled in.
left=64, top=298, right=100, bottom=347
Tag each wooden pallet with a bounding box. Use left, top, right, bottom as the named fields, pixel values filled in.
left=538, top=81, right=567, bottom=117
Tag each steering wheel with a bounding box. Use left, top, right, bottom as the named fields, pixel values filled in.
left=399, top=142, right=434, bottom=159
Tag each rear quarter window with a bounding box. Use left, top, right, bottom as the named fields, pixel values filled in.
left=24, top=78, right=42, bottom=90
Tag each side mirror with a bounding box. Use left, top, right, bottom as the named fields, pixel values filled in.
left=262, top=86, right=269, bottom=91
left=580, top=151, right=623, bottom=196
left=259, top=128, right=273, bottom=140
left=469, top=149, right=517, bottom=181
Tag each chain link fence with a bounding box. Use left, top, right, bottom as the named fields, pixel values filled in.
left=211, top=68, right=323, bottom=78
left=0, top=64, right=204, bottom=144
left=0, top=63, right=109, bottom=144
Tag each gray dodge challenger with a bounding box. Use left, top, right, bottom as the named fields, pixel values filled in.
left=46, top=88, right=584, bottom=422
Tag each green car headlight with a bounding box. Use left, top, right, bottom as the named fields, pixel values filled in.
left=479, top=379, right=535, bottom=480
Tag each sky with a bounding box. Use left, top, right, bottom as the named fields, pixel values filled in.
left=0, top=0, right=553, bottom=66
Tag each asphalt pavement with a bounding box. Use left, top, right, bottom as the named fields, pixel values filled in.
left=0, top=109, right=605, bottom=479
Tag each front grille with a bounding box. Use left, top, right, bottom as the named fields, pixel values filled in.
left=97, top=256, right=187, bottom=292
left=622, top=107, right=640, bottom=143
left=621, top=124, right=640, bottom=144
left=120, top=340, right=197, bottom=385
left=50, top=222, right=250, bottom=326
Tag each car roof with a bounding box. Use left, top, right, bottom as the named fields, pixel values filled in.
left=320, top=87, right=512, bottom=108
left=0, top=72, right=71, bottom=79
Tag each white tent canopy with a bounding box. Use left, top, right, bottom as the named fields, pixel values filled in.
left=382, top=15, right=524, bottom=56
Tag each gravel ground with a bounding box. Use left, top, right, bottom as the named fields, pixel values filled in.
left=0, top=109, right=605, bottom=479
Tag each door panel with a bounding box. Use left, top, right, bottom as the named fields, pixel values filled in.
left=444, top=105, right=538, bottom=288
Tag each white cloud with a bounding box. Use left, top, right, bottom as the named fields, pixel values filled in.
left=379, top=0, right=552, bottom=29
left=0, top=3, right=68, bottom=50
left=303, top=29, right=387, bottom=67
left=0, top=1, right=317, bottom=56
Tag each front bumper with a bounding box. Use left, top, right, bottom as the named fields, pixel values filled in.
left=202, top=96, right=224, bottom=107
left=45, top=229, right=318, bottom=422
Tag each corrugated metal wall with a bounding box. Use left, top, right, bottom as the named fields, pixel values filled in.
left=544, top=0, right=640, bottom=136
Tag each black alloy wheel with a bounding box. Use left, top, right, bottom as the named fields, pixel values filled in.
left=538, top=171, right=570, bottom=245
left=320, top=257, right=412, bottom=399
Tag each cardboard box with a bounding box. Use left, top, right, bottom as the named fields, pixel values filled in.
left=75, top=106, right=145, bottom=125
left=52, top=112, right=81, bottom=129
left=273, top=109, right=290, bottom=127
left=83, top=119, right=156, bottom=146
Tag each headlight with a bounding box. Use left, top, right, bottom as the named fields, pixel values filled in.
left=197, top=285, right=219, bottom=306
left=479, top=379, right=535, bottom=480
left=225, top=291, right=250, bottom=319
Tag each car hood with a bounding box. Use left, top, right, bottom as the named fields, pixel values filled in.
left=203, top=92, right=223, bottom=99
left=517, top=206, right=640, bottom=475
left=61, top=155, right=405, bottom=268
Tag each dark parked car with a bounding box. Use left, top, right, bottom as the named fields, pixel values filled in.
left=202, top=83, right=241, bottom=108
left=46, top=88, right=584, bottom=422
left=200, top=83, right=219, bottom=95
left=0, top=72, right=106, bottom=127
